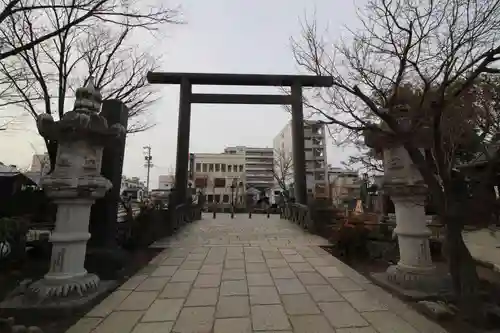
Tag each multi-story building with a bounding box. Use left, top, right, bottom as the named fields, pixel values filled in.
left=120, top=176, right=146, bottom=202
left=328, top=168, right=360, bottom=205
left=273, top=120, right=329, bottom=198
left=121, top=176, right=145, bottom=190
left=224, top=146, right=274, bottom=194
left=158, top=174, right=175, bottom=190
left=192, top=152, right=246, bottom=207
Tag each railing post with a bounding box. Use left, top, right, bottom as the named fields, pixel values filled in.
left=174, top=205, right=179, bottom=230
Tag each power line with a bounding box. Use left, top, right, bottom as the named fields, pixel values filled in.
left=143, top=146, right=153, bottom=193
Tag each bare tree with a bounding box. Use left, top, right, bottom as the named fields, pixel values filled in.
left=0, top=0, right=179, bottom=61
left=0, top=0, right=179, bottom=170
left=272, top=148, right=293, bottom=196
left=76, top=26, right=160, bottom=132
left=292, top=0, right=500, bottom=322
left=342, top=141, right=384, bottom=175
left=0, top=114, right=14, bottom=130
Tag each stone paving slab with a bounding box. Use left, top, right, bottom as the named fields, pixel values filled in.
left=68, top=213, right=448, bottom=333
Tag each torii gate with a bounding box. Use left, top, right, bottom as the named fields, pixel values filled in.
left=147, top=72, right=333, bottom=206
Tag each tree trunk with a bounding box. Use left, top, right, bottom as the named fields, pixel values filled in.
left=444, top=213, right=485, bottom=325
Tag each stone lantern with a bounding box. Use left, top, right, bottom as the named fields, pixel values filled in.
left=27, top=79, right=125, bottom=303
left=365, top=109, right=447, bottom=295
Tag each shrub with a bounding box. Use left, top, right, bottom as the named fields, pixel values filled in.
left=332, top=219, right=370, bottom=260
left=0, top=216, right=29, bottom=265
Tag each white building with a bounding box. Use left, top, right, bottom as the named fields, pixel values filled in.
left=273, top=120, right=329, bottom=198
left=328, top=167, right=360, bottom=205
left=193, top=152, right=246, bottom=207
left=121, top=176, right=145, bottom=193
left=224, top=146, right=274, bottom=194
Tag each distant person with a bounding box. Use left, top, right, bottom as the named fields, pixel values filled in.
left=198, top=191, right=205, bottom=207
left=278, top=194, right=285, bottom=217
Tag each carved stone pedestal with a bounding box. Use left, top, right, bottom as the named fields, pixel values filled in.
left=27, top=198, right=105, bottom=301
left=388, top=188, right=446, bottom=289
left=373, top=184, right=451, bottom=299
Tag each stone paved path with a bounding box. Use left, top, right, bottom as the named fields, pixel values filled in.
left=68, top=214, right=448, bottom=333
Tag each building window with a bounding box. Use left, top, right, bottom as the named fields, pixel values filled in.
left=239, top=165, right=243, bottom=172
left=207, top=194, right=213, bottom=202
left=215, top=164, right=220, bottom=172
left=202, top=164, right=208, bottom=172
left=228, top=165, right=232, bottom=172
left=214, top=178, right=226, bottom=187
left=221, top=164, right=226, bottom=172
left=196, top=163, right=201, bottom=172
left=195, top=177, right=207, bottom=188
left=223, top=194, right=229, bottom=203
left=215, top=194, right=221, bottom=202
left=209, top=164, right=214, bottom=172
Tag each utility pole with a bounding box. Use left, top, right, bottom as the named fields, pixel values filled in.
left=143, top=146, right=153, bottom=193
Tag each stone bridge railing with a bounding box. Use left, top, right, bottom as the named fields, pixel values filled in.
left=172, top=203, right=202, bottom=230
left=282, top=203, right=314, bottom=232
left=24, top=203, right=203, bottom=252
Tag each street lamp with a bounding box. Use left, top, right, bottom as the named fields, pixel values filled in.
left=187, top=182, right=192, bottom=205
left=237, top=181, right=243, bottom=207
left=230, top=181, right=236, bottom=219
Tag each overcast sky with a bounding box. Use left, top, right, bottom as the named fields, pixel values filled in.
left=0, top=0, right=363, bottom=188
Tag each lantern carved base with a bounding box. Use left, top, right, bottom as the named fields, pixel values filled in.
left=385, top=264, right=450, bottom=292
left=27, top=273, right=100, bottom=301
left=0, top=277, right=115, bottom=311
left=372, top=268, right=452, bottom=300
